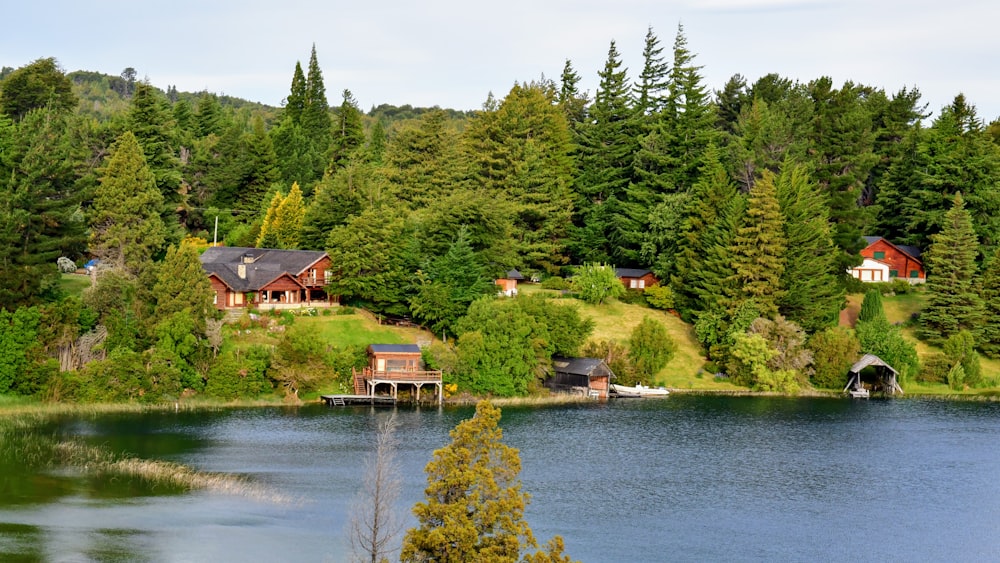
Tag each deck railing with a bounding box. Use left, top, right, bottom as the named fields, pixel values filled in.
left=363, top=368, right=442, bottom=382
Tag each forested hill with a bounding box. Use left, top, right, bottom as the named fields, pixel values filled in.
left=3, top=26, right=1000, bottom=401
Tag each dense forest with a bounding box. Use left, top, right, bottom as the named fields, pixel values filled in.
left=3, top=26, right=1000, bottom=401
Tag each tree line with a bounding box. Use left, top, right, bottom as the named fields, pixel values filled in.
left=3, top=25, right=1000, bottom=399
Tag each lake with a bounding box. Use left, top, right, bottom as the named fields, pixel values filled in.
left=2, top=396, right=1000, bottom=562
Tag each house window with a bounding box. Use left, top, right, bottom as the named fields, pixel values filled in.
left=213, top=293, right=218, bottom=305
left=910, top=270, right=920, bottom=278
left=889, top=270, right=898, bottom=278
left=630, top=279, right=638, bottom=288
left=873, top=251, right=886, bottom=260
left=637, top=279, right=645, bottom=289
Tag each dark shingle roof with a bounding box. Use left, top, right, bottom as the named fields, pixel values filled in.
left=199, top=246, right=327, bottom=292
left=551, top=357, right=607, bottom=376
left=368, top=344, right=421, bottom=354
left=615, top=267, right=651, bottom=279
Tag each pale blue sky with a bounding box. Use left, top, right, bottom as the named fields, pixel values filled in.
left=6, top=0, right=999, bottom=121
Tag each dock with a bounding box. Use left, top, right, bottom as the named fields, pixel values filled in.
left=320, top=394, right=398, bottom=407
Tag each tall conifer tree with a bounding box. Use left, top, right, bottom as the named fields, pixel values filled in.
left=918, top=193, right=985, bottom=343
left=725, top=168, right=787, bottom=318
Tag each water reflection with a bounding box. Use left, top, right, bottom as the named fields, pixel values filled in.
left=3, top=397, right=1000, bottom=562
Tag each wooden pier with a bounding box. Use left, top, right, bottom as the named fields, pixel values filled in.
left=320, top=394, right=398, bottom=407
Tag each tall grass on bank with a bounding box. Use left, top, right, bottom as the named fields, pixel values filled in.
left=0, top=412, right=295, bottom=505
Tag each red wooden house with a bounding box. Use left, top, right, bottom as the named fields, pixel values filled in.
left=615, top=268, right=659, bottom=290
left=849, top=236, right=925, bottom=283
left=199, top=246, right=338, bottom=310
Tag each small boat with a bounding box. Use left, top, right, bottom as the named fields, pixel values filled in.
left=610, top=383, right=670, bottom=398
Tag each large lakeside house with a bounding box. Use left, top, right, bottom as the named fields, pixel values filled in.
left=199, top=246, right=338, bottom=310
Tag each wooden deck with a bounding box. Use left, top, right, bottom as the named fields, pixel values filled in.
left=320, top=394, right=398, bottom=407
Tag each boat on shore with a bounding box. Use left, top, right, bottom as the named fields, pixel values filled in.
left=610, top=383, right=670, bottom=398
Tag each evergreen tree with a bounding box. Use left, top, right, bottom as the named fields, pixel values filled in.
left=284, top=62, right=307, bottom=125
left=632, top=26, right=669, bottom=116
left=462, top=82, right=575, bottom=272
left=194, top=92, right=224, bottom=138
left=382, top=109, right=467, bottom=208
left=572, top=40, right=635, bottom=264
left=776, top=162, right=843, bottom=332
left=725, top=167, right=787, bottom=318
left=557, top=59, right=588, bottom=129
left=90, top=131, right=167, bottom=273
left=978, top=251, right=1000, bottom=358
left=329, top=89, right=365, bottom=171
left=0, top=109, right=87, bottom=309
left=714, top=73, right=748, bottom=134
left=805, top=78, right=878, bottom=273
left=401, top=400, right=537, bottom=562
left=918, top=193, right=985, bottom=342
left=452, top=301, right=547, bottom=397
left=126, top=81, right=182, bottom=214
left=0, top=57, right=77, bottom=121
left=409, top=227, right=495, bottom=337
left=272, top=182, right=305, bottom=249
left=241, top=115, right=281, bottom=210
left=325, top=208, right=418, bottom=316
left=858, top=289, right=886, bottom=324
left=151, top=243, right=216, bottom=333
left=670, top=146, right=743, bottom=320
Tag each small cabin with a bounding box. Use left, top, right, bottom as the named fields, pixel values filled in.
left=615, top=268, right=659, bottom=290
left=495, top=269, right=525, bottom=297
left=366, top=344, right=422, bottom=372
left=546, top=357, right=613, bottom=399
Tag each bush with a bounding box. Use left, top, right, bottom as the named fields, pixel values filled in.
left=540, top=276, right=570, bottom=290
left=204, top=347, right=271, bottom=400
left=337, top=306, right=356, bottom=315
left=644, top=285, right=674, bottom=310
left=57, top=256, right=77, bottom=273
left=943, top=330, right=981, bottom=388
left=628, top=317, right=675, bottom=381
left=278, top=310, right=296, bottom=326
left=618, top=290, right=648, bottom=306
left=917, top=353, right=951, bottom=384
left=808, top=326, right=861, bottom=389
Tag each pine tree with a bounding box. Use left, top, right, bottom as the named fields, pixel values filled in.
left=0, top=109, right=87, bottom=309
left=401, top=400, right=536, bottom=562
left=462, top=82, right=575, bottom=272
left=151, top=243, right=216, bottom=332
left=272, top=182, right=305, bottom=249
left=557, top=59, right=588, bottom=129
left=256, top=190, right=284, bottom=249
left=194, top=92, right=224, bottom=138
left=0, top=58, right=77, bottom=121
left=572, top=40, right=635, bottom=264
left=126, top=82, right=183, bottom=217
left=776, top=161, right=843, bottom=332
left=918, top=193, right=985, bottom=342
left=858, top=289, right=886, bottom=324
left=978, top=252, right=1000, bottom=358
left=90, top=131, right=167, bottom=273
left=329, top=89, right=365, bottom=171
left=725, top=168, right=787, bottom=318
left=381, top=109, right=466, bottom=208
left=284, top=62, right=306, bottom=125
left=670, top=146, right=743, bottom=319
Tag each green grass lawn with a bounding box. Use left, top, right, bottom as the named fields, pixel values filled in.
left=519, top=284, right=715, bottom=388
left=59, top=273, right=91, bottom=296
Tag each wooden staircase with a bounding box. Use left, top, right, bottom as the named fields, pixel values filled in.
left=352, top=368, right=367, bottom=395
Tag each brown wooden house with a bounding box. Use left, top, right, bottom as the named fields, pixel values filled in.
left=615, top=268, right=659, bottom=290
left=546, top=357, right=613, bottom=399
left=199, top=246, right=337, bottom=310
left=849, top=236, right=925, bottom=283
left=352, top=344, right=443, bottom=404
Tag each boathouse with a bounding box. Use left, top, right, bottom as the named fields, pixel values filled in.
left=546, top=357, right=613, bottom=399
left=350, top=344, right=443, bottom=404
left=843, top=353, right=903, bottom=398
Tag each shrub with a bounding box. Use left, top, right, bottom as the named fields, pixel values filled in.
left=278, top=311, right=296, bottom=326
left=644, top=285, right=674, bottom=310
left=808, top=326, right=861, bottom=389
left=204, top=347, right=271, bottom=400
left=57, top=256, right=77, bottom=273
left=337, top=306, right=356, bottom=315
left=943, top=330, right=981, bottom=387
left=540, top=276, right=569, bottom=290
left=917, top=353, right=951, bottom=384
left=628, top=317, right=675, bottom=381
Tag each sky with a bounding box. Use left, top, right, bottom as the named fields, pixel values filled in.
left=5, top=0, right=999, bottom=122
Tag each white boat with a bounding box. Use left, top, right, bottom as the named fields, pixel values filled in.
left=610, top=383, right=670, bottom=398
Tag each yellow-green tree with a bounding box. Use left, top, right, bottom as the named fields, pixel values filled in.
left=401, top=400, right=535, bottom=562
left=256, top=183, right=305, bottom=249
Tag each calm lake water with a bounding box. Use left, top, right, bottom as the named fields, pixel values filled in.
left=3, top=396, right=1000, bottom=562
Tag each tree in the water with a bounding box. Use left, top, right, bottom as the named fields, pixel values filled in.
left=401, top=400, right=575, bottom=563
